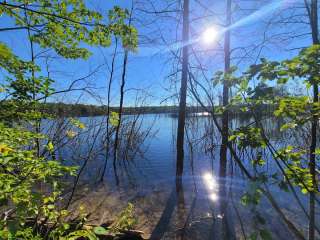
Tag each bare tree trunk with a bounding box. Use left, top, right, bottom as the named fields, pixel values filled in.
left=219, top=0, right=231, bottom=178
left=100, top=38, right=118, bottom=182
left=112, top=6, right=134, bottom=184
left=176, top=0, right=189, bottom=177
left=113, top=49, right=128, bottom=184
left=306, top=0, right=319, bottom=239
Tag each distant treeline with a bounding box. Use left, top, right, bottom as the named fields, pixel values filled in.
left=40, top=102, right=277, bottom=117
left=41, top=103, right=203, bottom=117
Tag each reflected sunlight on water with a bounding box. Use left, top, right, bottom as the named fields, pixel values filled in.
left=202, top=172, right=219, bottom=202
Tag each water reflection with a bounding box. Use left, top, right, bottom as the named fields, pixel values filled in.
left=55, top=114, right=318, bottom=239
left=202, top=172, right=219, bottom=202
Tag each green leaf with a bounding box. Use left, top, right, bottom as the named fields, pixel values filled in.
left=228, top=135, right=237, bottom=141
left=314, top=148, right=320, bottom=155
left=66, top=230, right=98, bottom=240
left=93, top=226, right=109, bottom=235
left=47, top=141, right=54, bottom=152
left=280, top=122, right=297, bottom=131
left=109, top=111, right=120, bottom=127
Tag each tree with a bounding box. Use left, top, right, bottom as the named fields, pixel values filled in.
left=0, top=1, right=136, bottom=120
left=304, top=1, right=319, bottom=239
left=176, top=0, right=189, bottom=177
left=100, top=39, right=118, bottom=182
left=235, top=44, right=320, bottom=240
left=219, top=0, right=232, bottom=178
left=0, top=0, right=137, bottom=238
left=112, top=4, right=136, bottom=184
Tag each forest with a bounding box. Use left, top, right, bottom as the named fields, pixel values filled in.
left=37, top=102, right=277, bottom=117
left=0, top=0, right=319, bottom=239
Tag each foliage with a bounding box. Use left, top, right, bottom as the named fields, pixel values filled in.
left=0, top=123, right=77, bottom=238
left=212, top=45, right=320, bottom=239
left=229, top=126, right=266, bottom=149
left=0, top=1, right=137, bottom=61
left=212, top=66, right=241, bottom=88
left=0, top=123, right=138, bottom=240
left=70, top=118, right=86, bottom=130
left=244, top=45, right=320, bottom=195
left=109, top=111, right=120, bottom=127
left=0, top=0, right=138, bottom=239
left=58, top=203, right=136, bottom=240
left=62, top=230, right=99, bottom=240
left=0, top=0, right=137, bottom=122
left=108, top=203, right=136, bottom=233
left=277, top=146, right=314, bottom=194
left=246, top=45, right=320, bottom=85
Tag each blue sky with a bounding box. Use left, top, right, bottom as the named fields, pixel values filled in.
left=0, top=0, right=314, bottom=106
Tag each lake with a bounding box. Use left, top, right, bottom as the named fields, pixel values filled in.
left=47, top=114, right=318, bottom=239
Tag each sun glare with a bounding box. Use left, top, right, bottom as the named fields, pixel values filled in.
left=202, top=172, right=219, bottom=202
left=202, top=27, right=218, bottom=45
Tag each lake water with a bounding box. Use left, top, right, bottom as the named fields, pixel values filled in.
left=49, top=114, right=319, bottom=239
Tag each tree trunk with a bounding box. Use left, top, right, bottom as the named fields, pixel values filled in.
left=176, top=0, right=189, bottom=177
left=112, top=6, right=133, bottom=184
left=100, top=38, right=118, bottom=182
left=113, top=49, right=128, bottom=184
left=219, top=0, right=231, bottom=178
left=306, top=0, right=319, bottom=239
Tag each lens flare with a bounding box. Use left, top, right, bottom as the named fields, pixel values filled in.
left=135, top=0, right=297, bottom=57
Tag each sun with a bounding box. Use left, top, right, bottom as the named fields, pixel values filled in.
left=202, top=27, right=218, bottom=45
